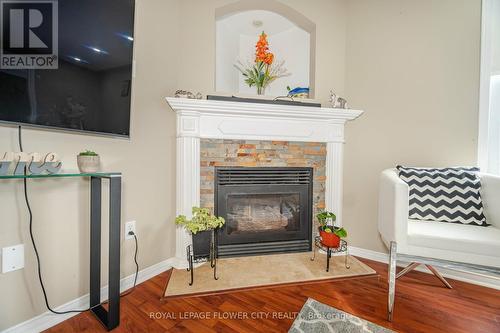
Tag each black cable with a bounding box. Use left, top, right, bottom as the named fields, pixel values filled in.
left=101, top=233, right=139, bottom=304
left=19, top=125, right=91, bottom=314
left=120, top=233, right=139, bottom=297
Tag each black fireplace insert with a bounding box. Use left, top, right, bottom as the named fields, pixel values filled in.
left=215, top=167, right=313, bottom=257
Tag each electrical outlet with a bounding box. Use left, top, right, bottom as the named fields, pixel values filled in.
left=125, top=221, right=136, bottom=240
left=2, top=244, right=24, bottom=273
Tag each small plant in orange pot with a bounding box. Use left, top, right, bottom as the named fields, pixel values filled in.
left=317, top=211, right=347, bottom=248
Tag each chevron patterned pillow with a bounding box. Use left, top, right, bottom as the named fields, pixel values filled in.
left=397, top=166, right=488, bottom=226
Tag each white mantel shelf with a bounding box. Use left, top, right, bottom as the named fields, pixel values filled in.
left=166, top=98, right=363, bottom=143
left=167, top=97, right=363, bottom=121
left=166, top=97, right=364, bottom=268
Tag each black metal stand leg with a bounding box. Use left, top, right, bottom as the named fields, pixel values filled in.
left=310, top=242, right=317, bottom=261
left=89, top=177, right=101, bottom=308
left=90, top=175, right=121, bottom=331
left=213, top=241, right=218, bottom=281
left=107, top=176, right=121, bottom=329
left=211, top=230, right=218, bottom=280
left=326, top=248, right=331, bottom=272
left=210, top=231, right=216, bottom=269
left=213, top=255, right=218, bottom=280
left=187, top=245, right=194, bottom=286
left=189, top=257, right=193, bottom=286
left=345, top=246, right=350, bottom=269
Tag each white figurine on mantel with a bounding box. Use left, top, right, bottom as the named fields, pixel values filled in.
left=329, top=90, right=349, bottom=109
left=329, top=90, right=337, bottom=107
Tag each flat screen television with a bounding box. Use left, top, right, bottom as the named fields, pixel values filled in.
left=0, top=0, right=135, bottom=137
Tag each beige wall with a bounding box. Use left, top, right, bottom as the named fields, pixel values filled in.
left=174, top=0, right=481, bottom=253
left=343, top=0, right=482, bottom=252
left=176, top=0, right=347, bottom=100
left=0, top=0, right=482, bottom=329
left=0, top=0, right=179, bottom=329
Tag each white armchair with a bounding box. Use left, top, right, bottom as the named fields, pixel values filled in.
left=378, top=168, right=500, bottom=268
left=378, top=168, right=500, bottom=321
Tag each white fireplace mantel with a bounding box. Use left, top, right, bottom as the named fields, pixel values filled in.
left=166, top=97, right=364, bottom=267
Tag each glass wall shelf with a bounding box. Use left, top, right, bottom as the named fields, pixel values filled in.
left=0, top=171, right=121, bottom=179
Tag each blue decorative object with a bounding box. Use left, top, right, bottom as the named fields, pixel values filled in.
left=287, top=87, right=310, bottom=98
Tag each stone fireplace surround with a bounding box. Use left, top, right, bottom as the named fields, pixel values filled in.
left=200, top=139, right=326, bottom=217
left=166, top=97, right=363, bottom=268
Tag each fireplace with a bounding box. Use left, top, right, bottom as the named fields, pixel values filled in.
left=215, top=167, right=313, bottom=257
left=167, top=97, right=363, bottom=267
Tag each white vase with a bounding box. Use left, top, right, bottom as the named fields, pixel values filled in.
left=77, top=155, right=100, bottom=173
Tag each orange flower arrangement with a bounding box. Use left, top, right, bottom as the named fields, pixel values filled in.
left=255, top=32, right=274, bottom=65
left=235, top=31, right=289, bottom=95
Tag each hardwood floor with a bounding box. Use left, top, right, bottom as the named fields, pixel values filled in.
left=46, top=257, right=500, bottom=333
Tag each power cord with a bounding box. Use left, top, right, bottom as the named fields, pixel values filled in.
left=118, top=232, right=139, bottom=297
left=92, top=232, right=140, bottom=306
left=19, top=125, right=90, bottom=314
left=18, top=125, right=139, bottom=314
left=100, top=231, right=139, bottom=305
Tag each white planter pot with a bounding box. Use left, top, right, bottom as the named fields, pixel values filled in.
left=77, top=155, right=100, bottom=173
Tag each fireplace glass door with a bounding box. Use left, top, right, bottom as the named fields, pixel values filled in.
left=226, top=193, right=300, bottom=234
left=215, top=167, right=313, bottom=256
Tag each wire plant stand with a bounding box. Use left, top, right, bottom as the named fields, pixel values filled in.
left=186, top=229, right=218, bottom=286
left=311, top=236, right=350, bottom=272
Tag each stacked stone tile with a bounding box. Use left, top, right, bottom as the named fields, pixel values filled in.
left=200, top=139, right=327, bottom=226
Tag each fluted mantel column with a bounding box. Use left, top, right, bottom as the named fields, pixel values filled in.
left=326, top=142, right=344, bottom=226
left=172, top=111, right=201, bottom=268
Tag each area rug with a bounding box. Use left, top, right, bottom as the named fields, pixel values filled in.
left=289, top=298, right=394, bottom=333
left=163, top=252, right=376, bottom=298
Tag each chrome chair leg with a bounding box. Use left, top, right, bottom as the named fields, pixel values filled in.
left=388, top=241, right=397, bottom=322
left=396, top=262, right=453, bottom=289
left=396, top=262, right=420, bottom=279
left=426, top=265, right=453, bottom=289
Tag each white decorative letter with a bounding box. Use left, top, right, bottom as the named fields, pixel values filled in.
left=43, top=152, right=62, bottom=174
left=0, top=152, right=14, bottom=175
left=13, top=152, right=30, bottom=175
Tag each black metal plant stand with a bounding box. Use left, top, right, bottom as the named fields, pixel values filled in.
left=311, top=236, right=350, bottom=272
left=186, top=229, right=218, bottom=286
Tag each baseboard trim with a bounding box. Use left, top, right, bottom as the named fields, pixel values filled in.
left=1, top=258, right=176, bottom=333
left=4, top=247, right=499, bottom=332
left=348, top=246, right=500, bottom=290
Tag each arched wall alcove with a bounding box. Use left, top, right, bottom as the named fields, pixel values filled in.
left=215, top=0, right=316, bottom=97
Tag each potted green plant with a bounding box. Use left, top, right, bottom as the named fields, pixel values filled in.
left=175, top=207, right=225, bottom=258
left=77, top=150, right=100, bottom=173
left=316, top=210, right=347, bottom=248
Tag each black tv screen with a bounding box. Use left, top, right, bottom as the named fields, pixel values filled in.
left=0, top=0, right=135, bottom=137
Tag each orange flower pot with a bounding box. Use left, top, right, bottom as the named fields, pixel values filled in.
left=319, top=229, right=341, bottom=248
